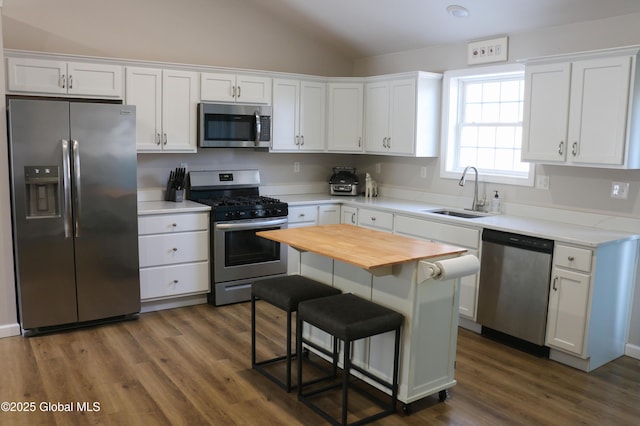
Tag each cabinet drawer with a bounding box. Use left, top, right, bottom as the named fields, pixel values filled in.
left=138, top=231, right=209, bottom=267
left=395, top=215, right=480, bottom=248
left=358, top=208, right=393, bottom=231
left=288, top=205, right=318, bottom=224
left=138, top=212, right=208, bottom=235
left=554, top=244, right=592, bottom=273
left=140, top=261, right=209, bottom=300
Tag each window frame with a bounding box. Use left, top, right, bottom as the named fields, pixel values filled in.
left=440, top=63, right=534, bottom=187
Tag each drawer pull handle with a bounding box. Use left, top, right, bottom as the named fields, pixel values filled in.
left=172, top=248, right=178, bottom=252
left=172, top=223, right=177, bottom=227
left=371, top=217, right=376, bottom=221
left=568, top=256, right=575, bottom=261
left=552, top=277, right=558, bottom=291
left=173, top=280, right=179, bottom=284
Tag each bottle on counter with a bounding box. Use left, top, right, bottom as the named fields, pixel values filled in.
left=490, top=190, right=501, bottom=214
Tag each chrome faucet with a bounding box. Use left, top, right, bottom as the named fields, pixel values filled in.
left=459, top=166, right=486, bottom=211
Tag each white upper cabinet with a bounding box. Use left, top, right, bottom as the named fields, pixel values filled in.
left=364, top=72, right=441, bottom=157
left=327, top=82, right=364, bottom=153
left=200, top=72, right=271, bottom=104
left=522, top=47, right=640, bottom=168
left=7, top=57, right=123, bottom=98
left=271, top=78, right=326, bottom=152
left=126, top=67, right=199, bottom=153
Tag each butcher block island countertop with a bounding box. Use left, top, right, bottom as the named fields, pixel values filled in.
left=256, top=223, right=467, bottom=271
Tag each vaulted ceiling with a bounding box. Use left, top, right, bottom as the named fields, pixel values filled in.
left=245, top=0, right=640, bottom=57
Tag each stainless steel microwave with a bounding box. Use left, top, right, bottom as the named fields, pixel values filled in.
left=198, top=103, right=271, bottom=148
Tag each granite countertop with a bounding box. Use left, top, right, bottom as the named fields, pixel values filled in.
left=138, top=200, right=211, bottom=215
left=275, top=194, right=639, bottom=248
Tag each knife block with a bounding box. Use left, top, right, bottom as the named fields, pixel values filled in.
left=166, top=188, right=184, bottom=202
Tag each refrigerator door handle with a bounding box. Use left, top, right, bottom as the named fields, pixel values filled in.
left=62, top=139, right=72, bottom=238
left=72, top=139, right=81, bottom=237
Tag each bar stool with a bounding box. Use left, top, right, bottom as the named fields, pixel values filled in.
left=251, top=275, right=341, bottom=392
left=297, top=293, right=404, bottom=426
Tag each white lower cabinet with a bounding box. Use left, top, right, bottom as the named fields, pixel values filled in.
left=138, top=211, right=210, bottom=311
left=546, top=268, right=590, bottom=354
left=357, top=208, right=393, bottom=232
left=394, top=215, right=481, bottom=320
left=287, top=204, right=340, bottom=274
left=340, top=205, right=358, bottom=225
left=318, top=205, right=340, bottom=225
left=546, top=241, right=637, bottom=371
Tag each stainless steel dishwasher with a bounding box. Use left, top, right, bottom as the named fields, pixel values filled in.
left=477, top=229, right=554, bottom=353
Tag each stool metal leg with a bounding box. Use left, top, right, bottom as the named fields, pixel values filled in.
left=342, top=339, right=350, bottom=425
left=285, top=309, right=292, bottom=392
left=251, top=295, right=257, bottom=367
left=296, top=314, right=303, bottom=397
left=391, top=326, right=401, bottom=411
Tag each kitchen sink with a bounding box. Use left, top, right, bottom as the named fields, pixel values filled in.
left=423, top=209, right=487, bottom=219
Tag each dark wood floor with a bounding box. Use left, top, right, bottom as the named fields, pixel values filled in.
left=0, top=301, right=638, bottom=425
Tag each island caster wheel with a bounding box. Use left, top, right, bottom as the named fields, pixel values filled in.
left=402, top=403, right=412, bottom=415
left=438, top=389, right=449, bottom=402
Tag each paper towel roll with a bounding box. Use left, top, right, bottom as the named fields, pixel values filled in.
left=432, top=255, right=480, bottom=281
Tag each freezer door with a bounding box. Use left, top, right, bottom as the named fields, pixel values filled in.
left=8, top=99, right=78, bottom=329
left=69, top=103, right=140, bottom=321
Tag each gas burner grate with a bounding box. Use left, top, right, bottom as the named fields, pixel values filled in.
left=195, top=195, right=283, bottom=207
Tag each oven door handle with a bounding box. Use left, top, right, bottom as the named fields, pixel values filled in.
left=215, top=218, right=288, bottom=230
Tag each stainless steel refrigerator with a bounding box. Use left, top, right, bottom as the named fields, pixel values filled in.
left=7, top=98, right=140, bottom=335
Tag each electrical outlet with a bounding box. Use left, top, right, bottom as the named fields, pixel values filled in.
left=611, top=181, right=629, bottom=199
left=468, top=36, right=508, bottom=65
left=420, top=166, right=427, bottom=178
left=180, top=162, right=187, bottom=170
left=535, top=175, right=550, bottom=190
left=293, top=162, right=300, bottom=173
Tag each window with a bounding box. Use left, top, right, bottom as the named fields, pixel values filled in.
left=441, top=64, right=533, bottom=186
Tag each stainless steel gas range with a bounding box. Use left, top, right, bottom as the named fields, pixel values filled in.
left=187, top=170, right=288, bottom=305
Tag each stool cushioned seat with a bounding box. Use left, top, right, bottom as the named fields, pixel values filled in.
left=297, top=293, right=404, bottom=425
left=251, top=275, right=341, bottom=393
left=252, top=275, right=340, bottom=312
left=298, top=293, right=403, bottom=341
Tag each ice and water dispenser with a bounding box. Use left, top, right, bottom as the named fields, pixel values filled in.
left=24, top=166, right=60, bottom=218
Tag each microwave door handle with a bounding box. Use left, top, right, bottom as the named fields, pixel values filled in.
left=254, top=111, right=261, bottom=146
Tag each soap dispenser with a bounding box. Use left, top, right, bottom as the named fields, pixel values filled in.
left=490, top=190, right=501, bottom=214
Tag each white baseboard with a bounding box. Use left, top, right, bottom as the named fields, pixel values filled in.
left=0, top=322, right=22, bottom=338
left=626, top=343, right=640, bottom=360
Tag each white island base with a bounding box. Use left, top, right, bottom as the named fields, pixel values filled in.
left=297, top=251, right=461, bottom=410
